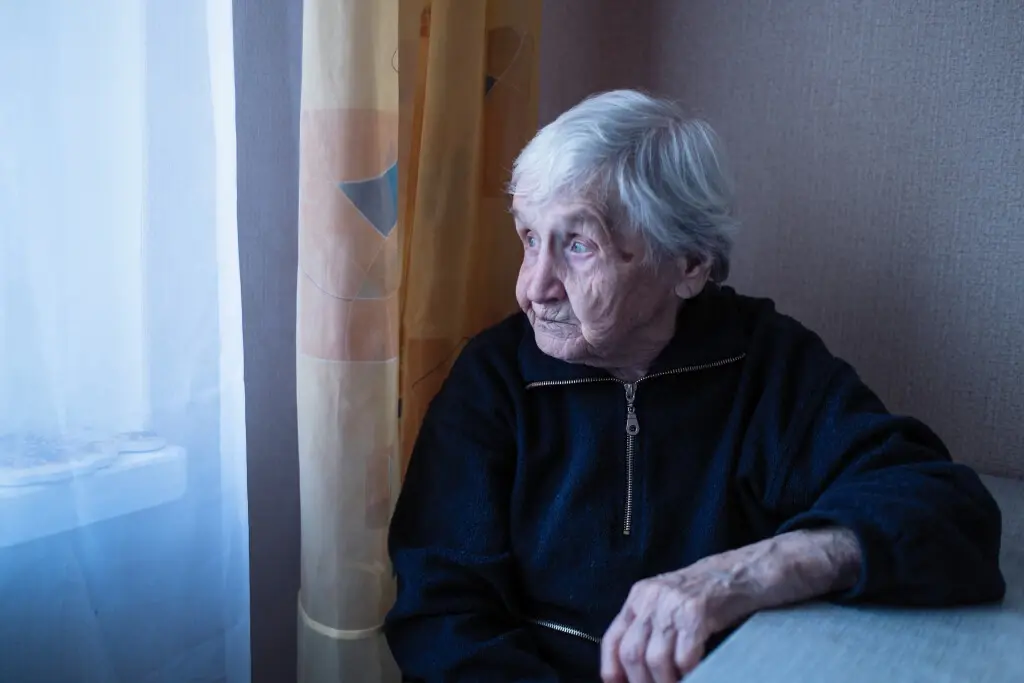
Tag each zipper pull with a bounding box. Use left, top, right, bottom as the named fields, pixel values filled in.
left=624, top=383, right=639, bottom=435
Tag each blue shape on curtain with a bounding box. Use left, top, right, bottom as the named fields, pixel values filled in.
left=485, top=75, right=497, bottom=95
left=338, top=161, right=398, bottom=237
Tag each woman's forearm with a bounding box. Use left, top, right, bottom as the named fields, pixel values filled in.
left=688, top=527, right=863, bottom=632
left=758, top=527, right=862, bottom=603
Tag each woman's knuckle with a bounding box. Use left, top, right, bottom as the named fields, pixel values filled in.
left=620, top=641, right=646, bottom=665
left=646, top=641, right=670, bottom=665
left=683, top=593, right=708, bottom=614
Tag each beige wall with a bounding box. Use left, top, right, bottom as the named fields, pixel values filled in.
left=538, top=0, right=655, bottom=123
left=541, top=1, right=1024, bottom=478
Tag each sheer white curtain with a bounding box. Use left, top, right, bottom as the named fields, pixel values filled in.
left=0, top=1, right=250, bottom=682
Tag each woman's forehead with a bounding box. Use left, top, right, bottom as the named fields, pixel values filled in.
left=511, top=196, right=604, bottom=228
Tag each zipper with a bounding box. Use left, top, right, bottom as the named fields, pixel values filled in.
left=526, top=354, right=746, bottom=536
left=623, top=381, right=638, bottom=535
left=530, top=618, right=601, bottom=644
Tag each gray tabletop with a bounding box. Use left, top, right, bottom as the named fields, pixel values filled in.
left=688, top=474, right=1024, bottom=683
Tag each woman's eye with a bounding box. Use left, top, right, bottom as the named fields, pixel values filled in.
left=569, top=240, right=589, bottom=254
left=525, top=235, right=538, bottom=248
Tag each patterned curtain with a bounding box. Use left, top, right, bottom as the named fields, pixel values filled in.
left=295, top=0, right=540, bottom=680
left=296, top=0, right=401, bottom=680
left=398, top=0, right=543, bottom=468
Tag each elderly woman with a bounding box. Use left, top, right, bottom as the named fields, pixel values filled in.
left=384, top=90, right=1005, bottom=683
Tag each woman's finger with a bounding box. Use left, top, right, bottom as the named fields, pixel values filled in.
left=601, top=612, right=632, bottom=683
left=619, top=615, right=656, bottom=683
left=674, top=629, right=706, bottom=678
left=645, top=620, right=680, bottom=683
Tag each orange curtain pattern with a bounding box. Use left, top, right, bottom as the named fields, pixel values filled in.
left=398, top=0, right=543, bottom=467
left=295, top=0, right=400, bottom=680
left=294, top=0, right=541, bottom=679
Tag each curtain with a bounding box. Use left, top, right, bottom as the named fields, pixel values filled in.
left=397, top=0, right=543, bottom=466
left=294, top=0, right=540, bottom=679
left=0, top=1, right=250, bottom=683
left=295, top=0, right=401, bottom=681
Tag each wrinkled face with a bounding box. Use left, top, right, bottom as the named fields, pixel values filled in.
left=512, top=195, right=687, bottom=368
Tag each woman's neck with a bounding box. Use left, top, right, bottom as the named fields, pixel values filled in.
left=605, top=305, right=681, bottom=383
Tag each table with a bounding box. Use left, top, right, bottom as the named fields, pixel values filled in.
left=688, top=474, right=1024, bottom=683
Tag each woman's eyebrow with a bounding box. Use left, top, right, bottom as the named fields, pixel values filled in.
left=567, top=210, right=610, bottom=241
left=556, top=209, right=601, bottom=230
left=565, top=210, right=590, bottom=226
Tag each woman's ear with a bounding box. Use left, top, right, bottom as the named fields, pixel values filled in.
left=673, top=256, right=712, bottom=300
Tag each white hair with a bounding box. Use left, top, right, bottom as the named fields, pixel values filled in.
left=509, top=89, right=738, bottom=281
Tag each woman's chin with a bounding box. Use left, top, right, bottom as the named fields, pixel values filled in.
left=533, top=326, right=589, bottom=363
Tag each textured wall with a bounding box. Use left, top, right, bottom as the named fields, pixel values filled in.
left=541, top=1, right=1024, bottom=477
left=538, top=0, right=655, bottom=123
left=649, top=0, right=1024, bottom=478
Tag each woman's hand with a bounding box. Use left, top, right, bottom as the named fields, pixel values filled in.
left=598, top=561, right=758, bottom=683
left=600, top=528, right=861, bottom=683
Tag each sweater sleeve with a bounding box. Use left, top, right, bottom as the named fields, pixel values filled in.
left=384, top=342, right=560, bottom=682
left=768, top=360, right=1006, bottom=606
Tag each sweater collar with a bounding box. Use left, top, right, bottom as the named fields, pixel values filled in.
left=518, top=285, right=750, bottom=385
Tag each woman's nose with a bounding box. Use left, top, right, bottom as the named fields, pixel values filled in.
left=526, top=253, right=566, bottom=303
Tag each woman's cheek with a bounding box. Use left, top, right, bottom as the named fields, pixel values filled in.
left=514, top=260, right=533, bottom=309
left=569, top=277, right=606, bottom=324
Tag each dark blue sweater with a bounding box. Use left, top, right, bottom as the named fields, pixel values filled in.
left=385, top=286, right=1005, bottom=682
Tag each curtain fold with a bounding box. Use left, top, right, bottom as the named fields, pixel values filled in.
left=398, top=0, right=543, bottom=467
left=296, top=0, right=540, bottom=679
left=295, top=0, right=401, bottom=681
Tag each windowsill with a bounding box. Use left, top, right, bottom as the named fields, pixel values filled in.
left=0, top=445, right=187, bottom=548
